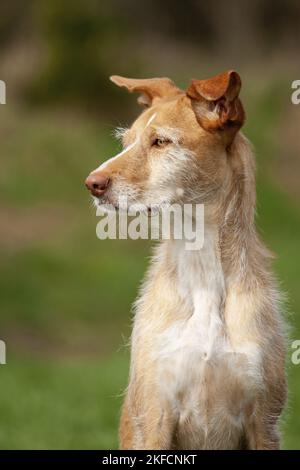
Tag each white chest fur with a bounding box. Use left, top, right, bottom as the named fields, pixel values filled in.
left=156, top=229, right=226, bottom=361
left=151, top=230, right=262, bottom=445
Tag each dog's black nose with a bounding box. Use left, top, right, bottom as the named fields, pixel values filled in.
left=85, top=172, right=110, bottom=197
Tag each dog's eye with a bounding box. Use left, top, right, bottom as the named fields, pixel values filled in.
left=152, top=138, right=170, bottom=147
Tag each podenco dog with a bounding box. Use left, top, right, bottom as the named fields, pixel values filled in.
left=85, top=71, right=287, bottom=449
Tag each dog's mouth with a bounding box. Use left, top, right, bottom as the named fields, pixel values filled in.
left=93, top=196, right=168, bottom=215
left=93, top=196, right=119, bottom=211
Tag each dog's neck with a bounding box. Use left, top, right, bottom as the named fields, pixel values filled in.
left=219, top=134, right=267, bottom=288
left=162, top=133, right=264, bottom=297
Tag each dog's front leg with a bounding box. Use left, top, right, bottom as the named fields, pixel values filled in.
left=244, top=409, right=281, bottom=450
left=245, top=419, right=280, bottom=450
left=120, top=395, right=176, bottom=450
left=141, top=407, right=176, bottom=450
left=119, top=395, right=135, bottom=450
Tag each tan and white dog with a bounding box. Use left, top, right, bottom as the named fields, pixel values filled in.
left=85, top=71, right=287, bottom=450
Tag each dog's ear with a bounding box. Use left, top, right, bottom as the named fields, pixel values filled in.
left=110, top=75, right=181, bottom=107
left=186, top=71, right=245, bottom=146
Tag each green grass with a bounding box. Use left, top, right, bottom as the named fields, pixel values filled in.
left=256, top=180, right=300, bottom=449
left=0, top=354, right=128, bottom=449
left=0, top=90, right=299, bottom=448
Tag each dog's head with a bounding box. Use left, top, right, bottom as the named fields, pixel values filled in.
left=85, top=71, right=245, bottom=210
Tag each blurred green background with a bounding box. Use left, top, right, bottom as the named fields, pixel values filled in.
left=0, top=0, right=300, bottom=449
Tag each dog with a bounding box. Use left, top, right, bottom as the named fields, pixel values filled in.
left=85, top=71, right=287, bottom=449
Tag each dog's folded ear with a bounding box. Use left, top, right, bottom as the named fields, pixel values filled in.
left=186, top=71, right=245, bottom=146
left=110, top=75, right=182, bottom=107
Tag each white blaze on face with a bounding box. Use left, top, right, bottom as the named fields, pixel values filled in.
left=91, top=113, right=157, bottom=174
left=93, top=140, right=138, bottom=172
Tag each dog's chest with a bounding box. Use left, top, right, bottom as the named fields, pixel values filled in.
left=155, top=291, right=260, bottom=447
left=153, top=239, right=261, bottom=443
left=157, top=233, right=228, bottom=364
